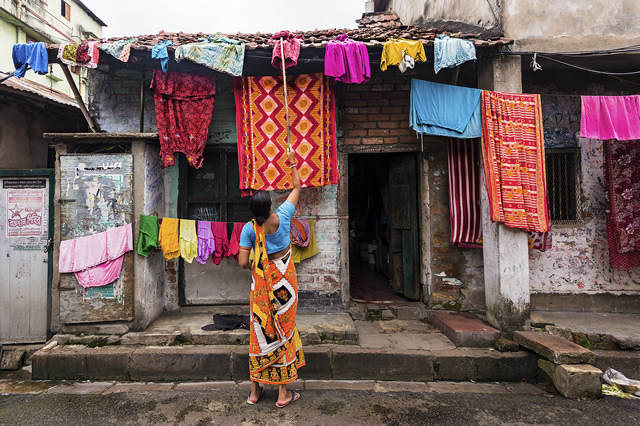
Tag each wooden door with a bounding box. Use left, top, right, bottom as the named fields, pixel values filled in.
left=58, top=154, right=134, bottom=323
left=389, top=154, right=420, bottom=300
left=0, top=173, right=53, bottom=343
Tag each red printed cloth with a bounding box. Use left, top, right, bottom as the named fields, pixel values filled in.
left=151, top=70, right=217, bottom=169
left=604, top=139, right=640, bottom=270
left=234, top=73, right=339, bottom=192
left=447, top=138, right=482, bottom=246
left=269, top=30, right=303, bottom=69
left=480, top=91, right=550, bottom=233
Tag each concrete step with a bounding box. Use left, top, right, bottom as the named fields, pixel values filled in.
left=514, top=331, right=596, bottom=365
left=31, top=345, right=538, bottom=383
left=427, top=311, right=499, bottom=347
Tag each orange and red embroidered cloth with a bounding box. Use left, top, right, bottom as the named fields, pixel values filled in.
left=234, top=73, right=339, bottom=193
left=480, top=91, right=550, bottom=233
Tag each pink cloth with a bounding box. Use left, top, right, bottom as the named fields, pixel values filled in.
left=58, top=223, right=133, bottom=289
left=196, top=220, right=216, bottom=264
left=269, top=30, right=303, bottom=69
left=227, top=223, right=244, bottom=261
left=580, top=96, right=640, bottom=141
left=74, top=256, right=125, bottom=288
left=59, top=223, right=132, bottom=273
left=324, top=35, right=371, bottom=84
left=210, top=221, right=229, bottom=265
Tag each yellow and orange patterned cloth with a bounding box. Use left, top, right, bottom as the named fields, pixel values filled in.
left=480, top=91, right=550, bottom=233
left=248, top=220, right=304, bottom=384
left=234, top=73, right=339, bottom=194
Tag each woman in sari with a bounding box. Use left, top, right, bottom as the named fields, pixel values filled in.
left=238, top=149, right=304, bottom=408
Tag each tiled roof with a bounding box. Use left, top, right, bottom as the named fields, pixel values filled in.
left=0, top=72, right=79, bottom=109
left=47, top=12, right=512, bottom=52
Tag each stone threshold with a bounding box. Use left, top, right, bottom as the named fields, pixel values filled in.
left=31, top=344, right=538, bottom=383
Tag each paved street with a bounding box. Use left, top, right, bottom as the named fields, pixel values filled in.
left=0, top=380, right=638, bottom=425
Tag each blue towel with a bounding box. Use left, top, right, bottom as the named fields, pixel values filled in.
left=410, top=79, right=481, bottom=139
left=152, top=40, right=174, bottom=73
left=12, top=42, right=48, bottom=78
left=434, top=35, right=477, bottom=74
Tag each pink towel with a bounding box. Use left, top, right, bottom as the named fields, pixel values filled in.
left=58, top=223, right=133, bottom=289
left=580, top=96, right=640, bottom=141
left=210, top=221, right=229, bottom=265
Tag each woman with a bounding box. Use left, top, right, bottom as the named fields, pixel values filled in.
left=238, top=149, right=304, bottom=408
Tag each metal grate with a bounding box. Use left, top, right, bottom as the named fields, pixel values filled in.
left=545, top=148, right=582, bottom=225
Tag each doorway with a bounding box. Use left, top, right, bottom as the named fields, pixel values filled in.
left=348, top=153, right=421, bottom=302
left=0, top=170, right=54, bottom=343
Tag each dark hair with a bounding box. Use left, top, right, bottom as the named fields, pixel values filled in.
left=249, top=191, right=271, bottom=225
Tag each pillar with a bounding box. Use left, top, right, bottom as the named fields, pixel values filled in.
left=478, top=55, right=530, bottom=330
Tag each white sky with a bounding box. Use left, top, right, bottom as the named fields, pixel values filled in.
left=81, top=0, right=365, bottom=37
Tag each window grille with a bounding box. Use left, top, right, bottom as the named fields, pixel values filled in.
left=545, top=148, right=582, bottom=225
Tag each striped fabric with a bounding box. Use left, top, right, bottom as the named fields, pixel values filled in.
left=447, top=138, right=482, bottom=246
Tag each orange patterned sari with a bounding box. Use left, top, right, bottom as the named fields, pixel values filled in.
left=248, top=220, right=304, bottom=384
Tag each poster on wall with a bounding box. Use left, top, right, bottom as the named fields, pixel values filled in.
left=5, top=187, right=45, bottom=238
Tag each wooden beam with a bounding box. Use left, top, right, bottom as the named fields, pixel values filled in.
left=44, top=132, right=158, bottom=141
left=59, top=64, right=98, bottom=133
left=139, top=64, right=145, bottom=133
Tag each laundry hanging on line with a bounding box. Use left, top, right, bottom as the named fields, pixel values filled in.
left=324, top=34, right=371, bottom=84
left=12, top=42, right=48, bottom=78
left=580, top=95, right=640, bottom=141
left=175, top=33, right=245, bottom=77
left=136, top=214, right=159, bottom=257
left=179, top=219, right=198, bottom=263
left=99, top=38, right=137, bottom=62
left=410, top=79, right=481, bottom=139
left=58, top=223, right=133, bottom=298
left=151, top=40, right=174, bottom=73
left=604, top=139, right=640, bottom=271
left=269, top=30, right=303, bottom=69
left=433, top=35, right=477, bottom=74
left=151, top=70, right=217, bottom=169
left=234, top=73, right=339, bottom=193
left=380, top=38, right=426, bottom=72
left=481, top=90, right=550, bottom=233
left=58, top=42, right=100, bottom=69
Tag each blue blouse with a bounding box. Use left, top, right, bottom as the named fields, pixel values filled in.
left=239, top=201, right=295, bottom=254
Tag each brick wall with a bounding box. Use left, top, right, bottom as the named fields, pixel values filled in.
left=341, top=72, right=415, bottom=146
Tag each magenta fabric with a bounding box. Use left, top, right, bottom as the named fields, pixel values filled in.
left=324, top=35, right=370, bottom=84
left=59, top=223, right=133, bottom=273
left=269, top=30, right=303, bottom=69
left=227, top=223, right=244, bottom=261
left=210, top=221, right=229, bottom=265
left=74, top=255, right=125, bottom=288
left=580, top=96, right=640, bottom=141
left=196, top=220, right=216, bottom=264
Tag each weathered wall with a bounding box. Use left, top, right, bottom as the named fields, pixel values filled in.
left=502, top=0, right=640, bottom=51
left=387, top=0, right=500, bottom=37
left=0, top=101, right=84, bottom=169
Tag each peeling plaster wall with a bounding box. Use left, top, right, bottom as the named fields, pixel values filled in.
left=527, top=91, right=640, bottom=295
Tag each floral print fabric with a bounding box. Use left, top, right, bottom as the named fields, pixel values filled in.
left=605, top=140, right=640, bottom=270
left=175, top=33, right=244, bottom=77
left=150, top=70, right=217, bottom=168
left=99, top=38, right=137, bottom=62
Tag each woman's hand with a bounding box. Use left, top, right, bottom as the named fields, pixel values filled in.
left=287, top=148, right=297, bottom=166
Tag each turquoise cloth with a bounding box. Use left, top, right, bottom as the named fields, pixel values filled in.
left=152, top=40, right=174, bottom=72
left=433, top=35, right=477, bottom=74
left=99, top=38, right=137, bottom=62
left=175, top=33, right=244, bottom=77
left=410, top=79, right=481, bottom=139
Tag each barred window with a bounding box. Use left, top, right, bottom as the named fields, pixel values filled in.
left=545, top=148, right=582, bottom=225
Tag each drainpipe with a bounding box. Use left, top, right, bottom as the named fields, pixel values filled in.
left=15, top=0, right=24, bottom=43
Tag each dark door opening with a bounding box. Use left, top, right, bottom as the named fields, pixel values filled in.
left=348, top=153, right=421, bottom=303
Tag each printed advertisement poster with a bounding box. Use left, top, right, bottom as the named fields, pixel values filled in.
left=6, top=189, right=45, bottom=238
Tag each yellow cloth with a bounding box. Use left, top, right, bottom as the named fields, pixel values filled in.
left=179, top=219, right=197, bottom=263
left=158, top=217, right=180, bottom=260
left=291, top=219, right=319, bottom=263
left=380, top=39, right=427, bottom=71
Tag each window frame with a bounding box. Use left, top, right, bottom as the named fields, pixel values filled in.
left=545, top=147, right=583, bottom=226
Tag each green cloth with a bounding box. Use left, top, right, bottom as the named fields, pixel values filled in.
left=136, top=215, right=159, bottom=257
left=175, top=33, right=245, bottom=77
